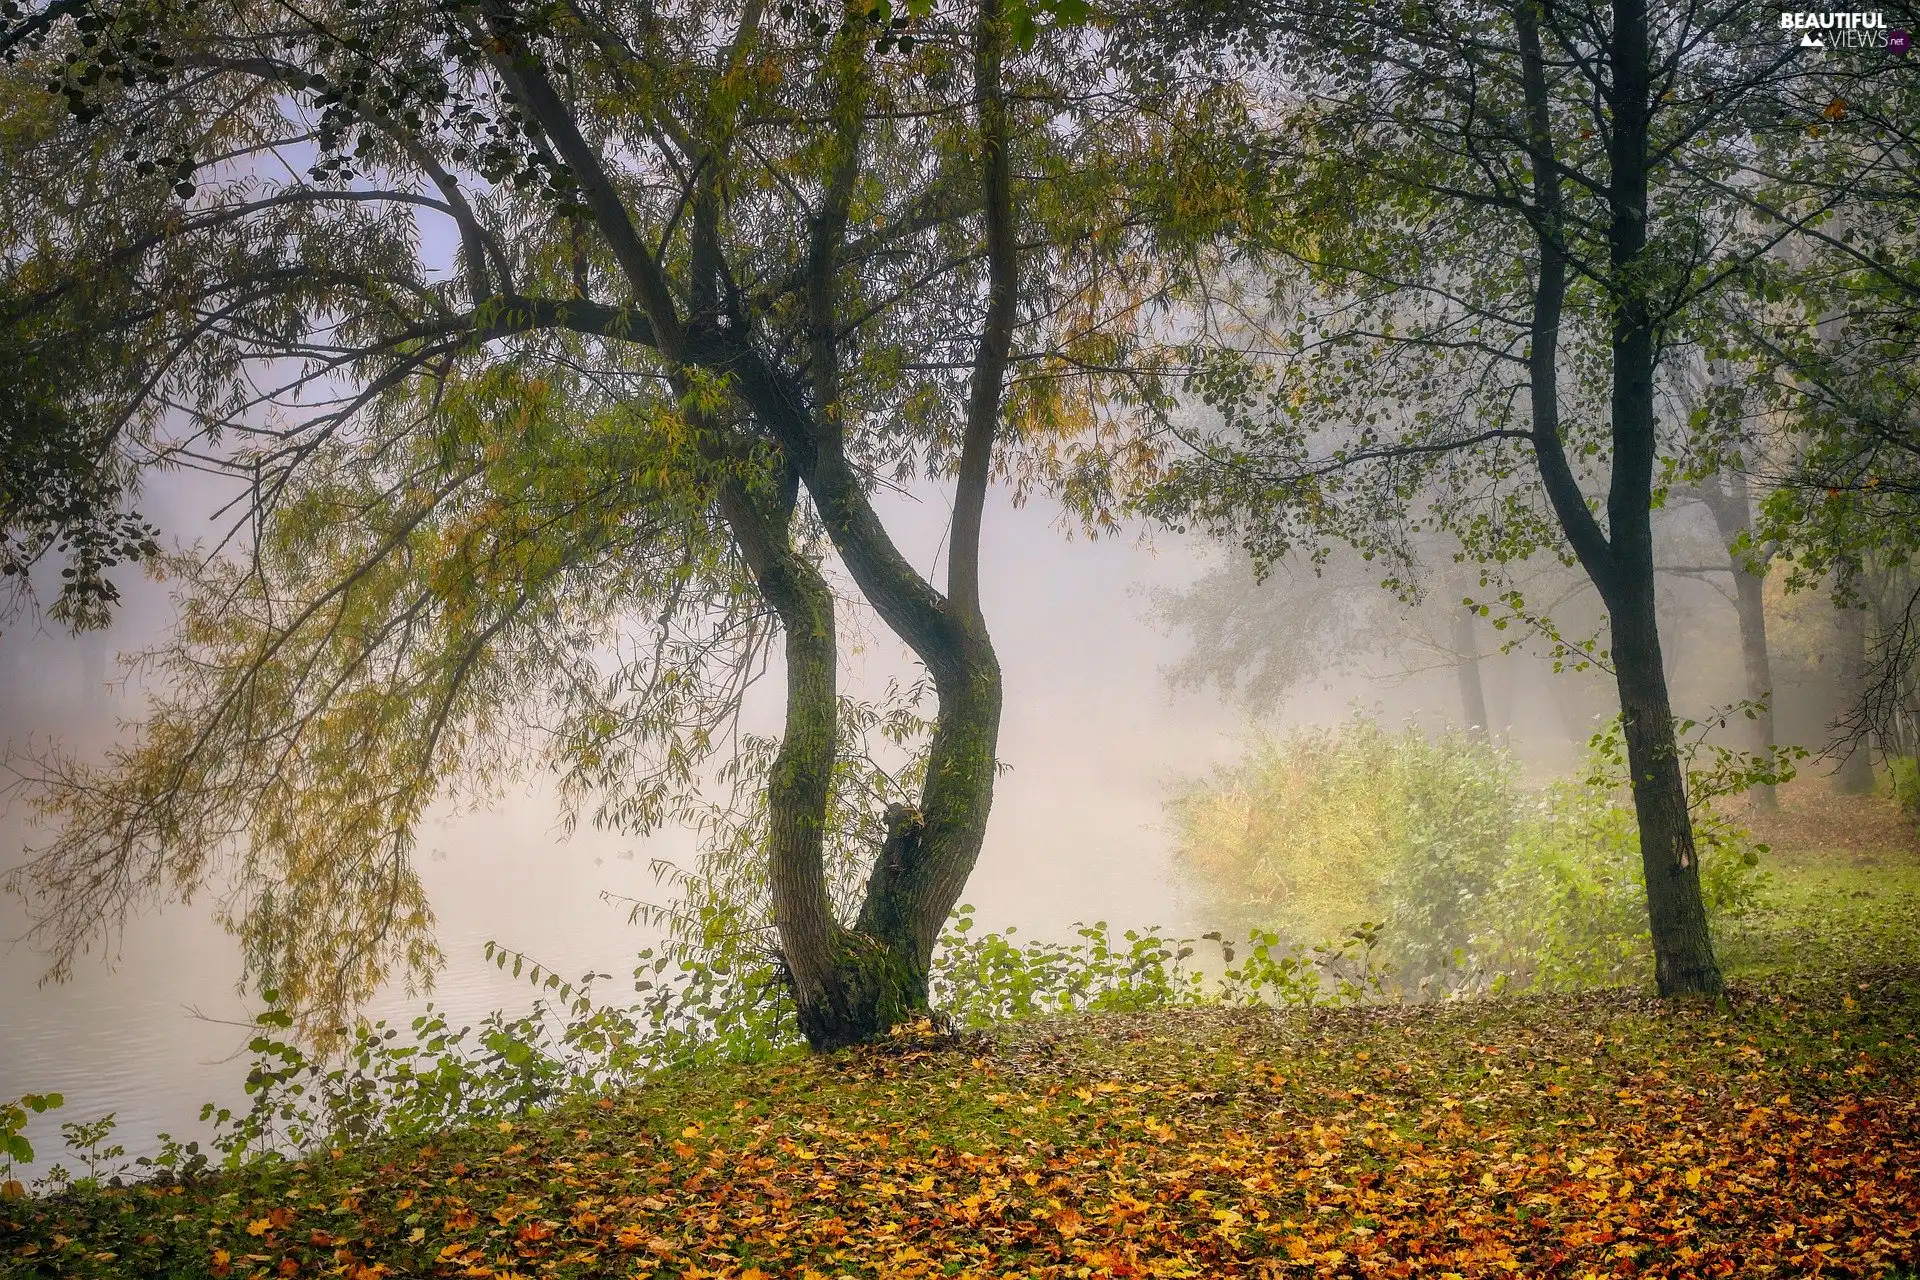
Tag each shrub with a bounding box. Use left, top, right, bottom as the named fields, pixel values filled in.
left=1168, top=715, right=1768, bottom=994
left=1166, top=720, right=1518, bottom=980
left=1891, top=755, right=1920, bottom=826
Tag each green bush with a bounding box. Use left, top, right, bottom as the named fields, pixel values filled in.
left=1168, top=716, right=1767, bottom=994
left=1166, top=720, right=1518, bottom=980
left=1890, top=755, right=1920, bottom=825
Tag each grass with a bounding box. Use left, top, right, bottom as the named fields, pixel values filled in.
left=4, top=785, right=1919, bottom=1280
left=1719, top=778, right=1920, bottom=977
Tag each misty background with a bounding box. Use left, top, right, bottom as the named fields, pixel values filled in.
left=0, top=459, right=1853, bottom=1172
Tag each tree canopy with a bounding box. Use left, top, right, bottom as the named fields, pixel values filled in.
left=0, top=0, right=1206, bottom=1042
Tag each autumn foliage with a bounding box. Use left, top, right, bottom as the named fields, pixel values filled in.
left=6, top=963, right=1918, bottom=1279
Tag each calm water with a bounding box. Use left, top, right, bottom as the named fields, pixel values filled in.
left=0, top=493, right=1255, bottom=1181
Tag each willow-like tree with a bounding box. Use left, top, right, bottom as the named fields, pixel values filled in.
left=1128, top=0, right=1861, bottom=996
left=1, top=0, right=1173, bottom=1047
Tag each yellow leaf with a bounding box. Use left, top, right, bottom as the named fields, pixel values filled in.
left=1685, top=1168, right=1703, bottom=1188
left=246, top=1219, right=272, bottom=1236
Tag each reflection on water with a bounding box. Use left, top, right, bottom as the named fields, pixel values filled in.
left=0, top=781, right=682, bottom=1180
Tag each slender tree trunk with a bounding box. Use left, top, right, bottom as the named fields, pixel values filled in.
left=823, top=0, right=1013, bottom=1024
left=1604, top=0, right=1721, bottom=997
left=1701, top=473, right=1777, bottom=809
left=1517, top=0, right=1722, bottom=996
left=715, top=478, right=851, bottom=1037
left=1834, top=563, right=1875, bottom=794
left=1609, top=570, right=1722, bottom=995
left=1451, top=599, right=1490, bottom=740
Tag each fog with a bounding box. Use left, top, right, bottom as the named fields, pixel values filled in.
left=0, top=459, right=1840, bottom=1173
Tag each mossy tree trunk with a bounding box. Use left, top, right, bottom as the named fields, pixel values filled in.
left=489, top=0, right=1019, bottom=1049
left=714, top=0, right=1014, bottom=1050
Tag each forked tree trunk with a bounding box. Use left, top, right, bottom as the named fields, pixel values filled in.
left=1701, top=472, right=1777, bottom=810
left=718, top=472, right=1002, bottom=1052
left=727, top=0, right=1015, bottom=1050
left=489, top=0, right=1017, bottom=1050
left=1518, top=0, right=1722, bottom=997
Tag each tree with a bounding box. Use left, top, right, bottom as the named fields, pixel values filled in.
left=0, top=72, right=177, bottom=634
left=1149, top=540, right=1591, bottom=743
left=2, top=0, right=1164, bottom=1046
left=1694, top=468, right=1777, bottom=806
left=1130, top=0, right=1843, bottom=995
left=1734, top=57, right=1920, bottom=787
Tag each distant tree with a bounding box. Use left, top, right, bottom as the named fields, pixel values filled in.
left=1692, top=470, right=1777, bottom=806
left=1130, top=0, right=1847, bottom=995
left=1731, top=46, right=1919, bottom=786
left=1150, top=541, right=1577, bottom=743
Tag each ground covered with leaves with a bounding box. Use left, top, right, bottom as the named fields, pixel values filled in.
left=7, top=797, right=1920, bottom=1280
left=4, top=963, right=1916, bottom=1279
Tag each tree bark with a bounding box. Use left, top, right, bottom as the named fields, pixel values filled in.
left=1834, top=563, right=1875, bottom=794
left=1701, top=472, right=1777, bottom=809
left=717, top=470, right=948, bottom=1051
left=488, top=0, right=1019, bottom=1048
left=726, top=0, right=1013, bottom=1047
left=1610, top=571, right=1723, bottom=996
left=1451, top=599, right=1490, bottom=741
left=1602, top=0, right=1722, bottom=997
left=714, top=477, right=847, bottom=1032
left=831, top=0, right=1012, bottom=1020
left=1518, top=0, right=1722, bottom=997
